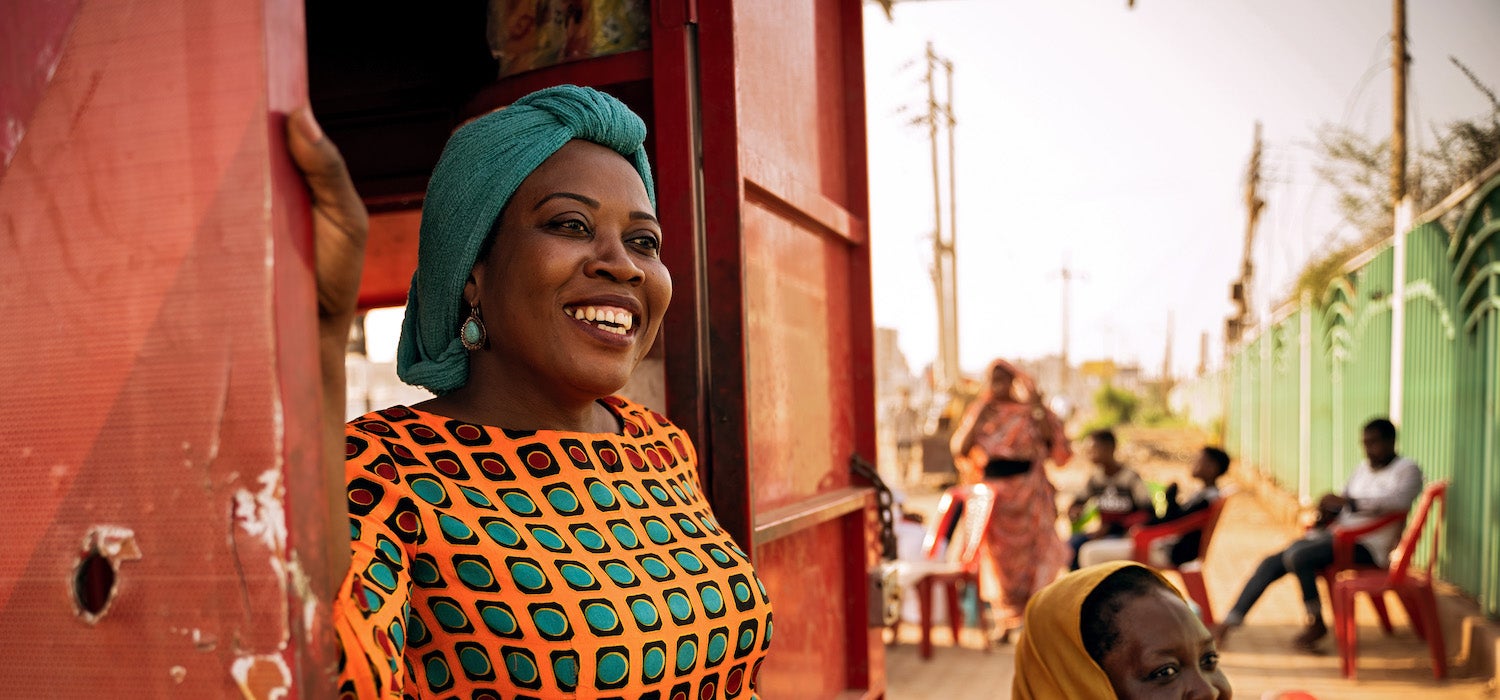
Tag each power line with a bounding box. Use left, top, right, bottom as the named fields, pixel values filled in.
left=1341, top=33, right=1396, bottom=127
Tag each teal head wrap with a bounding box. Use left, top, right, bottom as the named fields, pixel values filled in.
left=395, top=85, right=655, bottom=394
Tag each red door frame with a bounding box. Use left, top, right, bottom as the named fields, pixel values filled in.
left=688, top=2, right=883, bottom=695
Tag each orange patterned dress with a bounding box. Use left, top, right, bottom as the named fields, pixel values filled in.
left=336, top=396, right=772, bottom=699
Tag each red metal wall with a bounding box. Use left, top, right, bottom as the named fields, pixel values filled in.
left=0, top=1, right=880, bottom=696
left=0, top=0, right=337, bottom=696
left=697, top=0, right=883, bottom=695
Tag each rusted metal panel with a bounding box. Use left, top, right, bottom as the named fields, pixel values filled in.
left=753, top=519, right=856, bottom=698
left=0, top=0, right=335, bottom=696
left=0, top=0, right=82, bottom=172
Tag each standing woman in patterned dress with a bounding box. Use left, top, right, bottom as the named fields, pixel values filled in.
left=949, top=359, right=1071, bottom=643
left=292, top=85, right=773, bottom=699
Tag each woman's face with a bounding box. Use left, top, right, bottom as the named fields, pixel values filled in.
left=466, top=139, right=671, bottom=403
left=1099, top=589, right=1232, bottom=700
left=990, top=366, right=1015, bottom=396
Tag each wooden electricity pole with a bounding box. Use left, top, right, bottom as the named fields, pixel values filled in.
left=1198, top=331, right=1209, bottom=377
left=1161, top=311, right=1175, bottom=388
left=927, top=40, right=943, bottom=389
left=1055, top=261, right=1086, bottom=400
left=924, top=42, right=959, bottom=393
left=1391, top=0, right=1407, bottom=205
left=1389, top=0, right=1410, bottom=424
left=1227, top=122, right=1265, bottom=346
left=1060, top=264, right=1075, bottom=396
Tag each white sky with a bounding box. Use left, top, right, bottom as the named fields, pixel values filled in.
left=863, top=0, right=1500, bottom=379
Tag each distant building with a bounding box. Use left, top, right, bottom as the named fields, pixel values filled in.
left=874, top=328, right=931, bottom=486
left=1078, top=359, right=1144, bottom=396
left=875, top=327, right=916, bottom=397
left=1012, top=354, right=1092, bottom=415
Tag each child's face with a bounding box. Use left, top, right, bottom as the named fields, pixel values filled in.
left=1089, top=439, right=1114, bottom=466
left=1191, top=455, right=1216, bottom=482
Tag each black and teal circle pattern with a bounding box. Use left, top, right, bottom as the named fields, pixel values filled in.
left=336, top=396, right=772, bottom=699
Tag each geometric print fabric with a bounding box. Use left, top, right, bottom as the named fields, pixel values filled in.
left=335, top=396, right=773, bottom=699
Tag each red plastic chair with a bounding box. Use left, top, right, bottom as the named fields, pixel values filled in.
left=906, top=484, right=994, bottom=659
left=1330, top=480, right=1448, bottom=680
left=1129, top=495, right=1230, bottom=625
left=1318, top=509, right=1409, bottom=636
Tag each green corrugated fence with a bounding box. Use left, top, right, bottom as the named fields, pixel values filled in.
left=1171, top=167, right=1500, bottom=618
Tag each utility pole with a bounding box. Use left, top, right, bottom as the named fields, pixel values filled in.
left=946, top=54, right=958, bottom=384
left=1158, top=311, right=1175, bottom=415
left=1160, top=312, right=1174, bottom=387
left=1060, top=265, right=1073, bottom=397
left=1226, top=122, right=1265, bottom=347
left=923, top=42, right=959, bottom=394
left=1389, top=0, right=1410, bottom=426
left=1055, top=261, right=1086, bottom=400
left=1391, top=0, right=1407, bottom=206
left=1056, top=260, right=1092, bottom=401
left=1197, top=331, right=1209, bottom=377
left=926, top=41, right=943, bottom=391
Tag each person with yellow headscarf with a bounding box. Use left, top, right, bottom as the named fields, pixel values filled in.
left=1013, top=562, right=1233, bottom=699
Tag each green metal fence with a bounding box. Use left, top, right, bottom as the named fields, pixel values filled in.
left=1271, top=315, right=1302, bottom=491
left=1172, top=167, right=1500, bottom=618
left=1450, top=172, right=1500, bottom=617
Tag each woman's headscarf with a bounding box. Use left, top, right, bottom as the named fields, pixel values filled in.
left=1012, top=561, right=1181, bottom=700
left=395, top=85, right=655, bottom=393
left=974, top=358, right=1028, bottom=404
left=952, top=358, right=1071, bottom=475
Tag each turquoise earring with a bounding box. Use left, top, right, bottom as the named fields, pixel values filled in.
left=460, top=303, right=487, bottom=351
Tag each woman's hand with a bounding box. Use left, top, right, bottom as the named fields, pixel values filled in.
left=287, top=107, right=368, bottom=328
left=285, top=106, right=368, bottom=495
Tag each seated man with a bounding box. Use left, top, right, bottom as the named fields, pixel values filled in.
left=1067, top=430, right=1155, bottom=570
left=1077, top=446, right=1231, bottom=569
left=1213, top=418, right=1422, bottom=650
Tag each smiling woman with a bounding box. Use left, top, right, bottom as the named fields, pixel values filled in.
left=441, top=140, right=673, bottom=431
left=298, top=85, right=771, bottom=699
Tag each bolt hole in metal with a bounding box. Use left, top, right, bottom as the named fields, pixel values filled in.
left=74, top=549, right=116, bottom=617
left=71, top=526, right=140, bottom=624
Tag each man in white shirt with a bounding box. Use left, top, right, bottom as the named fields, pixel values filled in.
left=1213, top=418, right=1422, bottom=650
